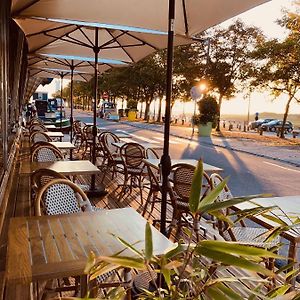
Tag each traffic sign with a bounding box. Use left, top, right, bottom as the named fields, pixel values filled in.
left=190, top=86, right=201, bottom=100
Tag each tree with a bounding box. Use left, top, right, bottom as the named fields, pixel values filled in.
left=201, top=20, right=263, bottom=131
left=251, top=11, right=300, bottom=138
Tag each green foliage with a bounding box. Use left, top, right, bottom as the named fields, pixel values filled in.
left=59, top=161, right=300, bottom=300
left=193, top=95, right=219, bottom=126
left=126, top=99, right=138, bottom=110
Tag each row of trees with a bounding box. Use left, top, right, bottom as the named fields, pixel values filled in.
left=57, top=6, right=300, bottom=137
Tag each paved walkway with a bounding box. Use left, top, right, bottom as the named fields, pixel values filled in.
left=121, top=121, right=300, bottom=167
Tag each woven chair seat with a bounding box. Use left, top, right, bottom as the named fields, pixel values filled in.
left=223, top=226, right=280, bottom=248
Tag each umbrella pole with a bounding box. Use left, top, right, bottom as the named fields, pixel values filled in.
left=60, top=73, right=64, bottom=130
left=70, top=62, right=74, bottom=144
left=160, top=0, right=175, bottom=236
left=87, top=27, right=106, bottom=198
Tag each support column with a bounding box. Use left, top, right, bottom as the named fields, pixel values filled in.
left=0, top=0, right=11, bottom=170
left=160, top=0, right=175, bottom=235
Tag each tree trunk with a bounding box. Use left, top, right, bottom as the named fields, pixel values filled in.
left=144, top=99, right=151, bottom=122
left=280, top=96, right=293, bottom=138
left=216, top=94, right=223, bottom=132
left=157, top=97, right=162, bottom=122
left=139, top=101, right=143, bottom=118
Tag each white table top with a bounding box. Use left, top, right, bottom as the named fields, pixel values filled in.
left=49, top=142, right=76, bottom=150
left=44, top=125, right=56, bottom=130
left=234, top=195, right=300, bottom=235
left=112, top=142, right=163, bottom=150
left=143, top=158, right=223, bottom=172
left=21, top=160, right=100, bottom=176
left=45, top=131, right=64, bottom=138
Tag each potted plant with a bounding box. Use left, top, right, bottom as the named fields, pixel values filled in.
left=126, top=99, right=138, bottom=121
left=193, top=95, right=219, bottom=137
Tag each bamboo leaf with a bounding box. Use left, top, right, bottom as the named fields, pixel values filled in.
left=84, top=251, right=96, bottom=274
left=196, top=246, right=274, bottom=277
left=267, top=285, right=292, bottom=298
left=213, top=283, right=244, bottom=300
left=261, top=214, right=290, bottom=226
left=164, top=260, right=183, bottom=270
left=161, top=267, right=171, bottom=288
left=164, top=243, right=186, bottom=260
left=198, top=177, right=229, bottom=210
left=198, top=240, right=282, bottom=259
left=111, top=234, right=143, bottom=258
left=200, top=195, right=265, bottom=214
left=206, top=286, right=230, bottom=300
left=96, top=256, right=146, bottom=270
left=189, top=159, right=203, bottom=213
left=145, top=222, right=153, bottom=261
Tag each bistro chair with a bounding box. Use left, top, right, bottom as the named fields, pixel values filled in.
left=30, top=130, right=52, bottom=144
left=210, top=173, right=280, bottom=274
left=102, top=132, right=122, bottom=178
left=31, top=143, right=64, bottom=162
left=168, top=163, right=211, bottom=240
left=72, top=120, right=84, bottom=149
left=146, top=148, right=159, bottom=159
left=81, top=125, right=94, bottom=158
left=29, top=123, right=47, bottom=133
left=119, top=142, right=146, bottom=202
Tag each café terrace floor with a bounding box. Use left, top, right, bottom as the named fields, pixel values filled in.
left=0, top=134, right=292, bottom=299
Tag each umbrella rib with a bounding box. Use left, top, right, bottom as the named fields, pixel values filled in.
left=26, top=23, right=74, bottom=38
left=125, top=31, right=159, bottom=50
left=11, top=0, right=41, bottom=17
left=182, top=0, right=189, bottom=35
left=44, top=31, right=93, bottom=49
left=78, top=26, right=94, bottom=47
left=30, top=26, right=79, bottom=53
left=104, top=30, right=134, bottom=63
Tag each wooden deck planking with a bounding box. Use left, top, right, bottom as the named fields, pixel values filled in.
left=0, top=136, right=295, bottom=299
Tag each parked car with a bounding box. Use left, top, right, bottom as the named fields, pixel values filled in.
left=248, top=118, right=275, bottom=130
left=260, top=120, right=293, bottom=132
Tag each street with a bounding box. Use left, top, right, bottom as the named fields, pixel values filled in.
left=74, top=109, right=300, bottom=197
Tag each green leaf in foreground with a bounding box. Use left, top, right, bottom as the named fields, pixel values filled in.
left=145, top=222, right=153, bottom=261
left=189, top=159, right=203, bottom=213
left=196, top=246, right=274, bottom=277
left=96, top=256, right=146, bottom=270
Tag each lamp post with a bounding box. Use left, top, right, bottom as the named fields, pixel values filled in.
left=191, top=82, right=207, bottom=135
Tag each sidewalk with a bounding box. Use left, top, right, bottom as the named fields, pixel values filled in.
left=121, top=120, right=300, bottom=167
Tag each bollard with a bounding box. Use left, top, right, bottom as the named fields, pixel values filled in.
left=259, top=128, right=263, bottom=135
left=229, top=124, right=233, bottom=131
left=182, top=119, right=184, bottom=125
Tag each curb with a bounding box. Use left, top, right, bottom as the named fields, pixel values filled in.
left=120, top=121, right=300, bottom=168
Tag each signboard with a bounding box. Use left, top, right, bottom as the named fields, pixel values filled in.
left=102, top=92, right=109, bottom=99
left=190, top=86, right=201, bottom=100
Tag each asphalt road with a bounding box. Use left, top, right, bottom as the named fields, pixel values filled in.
left=74, top=110, right=300, bottom=197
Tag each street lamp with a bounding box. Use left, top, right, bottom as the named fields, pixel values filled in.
left=190, top=81, right=207, bottom=135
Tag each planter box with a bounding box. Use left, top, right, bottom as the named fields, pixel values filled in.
left=198, top=122, right=212, bottom=137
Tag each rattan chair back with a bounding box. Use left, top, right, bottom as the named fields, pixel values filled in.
left=170, top=163, right=211, bottom=204
left=104, top=132, right=120, bottom=156
left=31, top=144, right=64, bottom=162
left=120, top=142, right=146, bottom=168
left=29, top=124, right=47, bottom=133
left=146, top=148, right=159, bottom=159
left=32, top=168, right=67, bottom=194
left=35, top=178, right=93, bottom=216
left=30, top=131, right=52, bottom=144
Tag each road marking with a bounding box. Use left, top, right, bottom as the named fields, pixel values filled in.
left=263, top=161, right=300, bottom=173
left=153, top=136, right=179, bottom=144
left=115, top=130, right=159, bottom=143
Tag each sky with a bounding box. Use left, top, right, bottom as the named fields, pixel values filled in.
left=35, top=0, right=299, bottom=116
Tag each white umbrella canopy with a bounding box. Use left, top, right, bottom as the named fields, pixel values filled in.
left=28, top=67, right=93, bottom=82
left=27, top=54, right=124, bottom=74
left=15, top=18, right=191, bottom=63
left=12, top=0, right=271, bottom=36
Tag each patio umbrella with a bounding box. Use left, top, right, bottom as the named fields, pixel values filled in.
left=29, top=66, right=92, bottom=130
left=15, top=17, right=191, bottom=198
left=28, top=53, right=126, bottom=140
left=12, top=0, right=271, bottom=233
